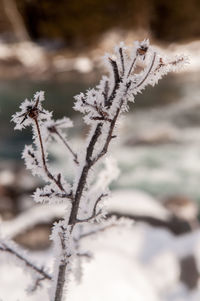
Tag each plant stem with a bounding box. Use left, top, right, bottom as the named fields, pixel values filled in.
left=54, top=128, right=79, bottom=165
left=54, top=264, right=67, bottom=301
left=34, top=118, right=65, bottom=192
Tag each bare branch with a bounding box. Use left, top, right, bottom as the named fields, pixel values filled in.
left=11, top=41, right=186, bottom=301
left=77, top=252, right=92, bottom=259
left=154, top=56, right=185, bottom=73
left=92, top=104, right=122, bottom=165
left=27, top=149, right=39, bottom=166
left=91, top=116, right=112, bottom=122
left=0, top=242, right=51, bottom=283
left=102, top=80, right=109, bottom=105
left=77, top=219, right=125, bottom=241
left=29, top=276, right=46, bottom=292
left=48, top=125, right=79, bottom=165
left=127, top=56, right=137, bottom=77
left=69, top=123, right=103, bottom=226
left=119, top=47, right=125, bottom=76
left=34, top=118, right=66, bottom=192
left=106, top=58, right=121, bottom=107
left=135, top=52, right=156, bottom=89
left=77, top=193, right=107, bottom=223
left=81, top=98, right=110, bottom=122
left=54, top=264, right=67, bottom=301
left=39, top=191, right=73, bottom=200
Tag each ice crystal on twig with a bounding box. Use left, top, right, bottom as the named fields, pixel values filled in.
left=0, top=238, right=51, bottom=291
left=7, top=40, right=188, bottom=301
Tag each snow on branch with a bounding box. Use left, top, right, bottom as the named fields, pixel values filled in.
left=9, top=40, right=187, bottom=301
left=12, top=91, right=73, bottom=202
left=0, top=239, right=51, bottom=291
left=44, top=117, right=79, bottom=165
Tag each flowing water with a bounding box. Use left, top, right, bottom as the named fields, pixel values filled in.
left=1, top=72, right=200, bottom=201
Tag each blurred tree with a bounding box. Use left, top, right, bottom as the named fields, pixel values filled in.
left=18, top=0, right=151, bottom=47
left=1, top=0, right=200, bottom=46
left=2, top=0, right=30, bottom=41
left=150, top=0, right=200, bottom=42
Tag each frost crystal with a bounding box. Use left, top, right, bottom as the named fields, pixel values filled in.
left=8, top=40, right=187, bottom=301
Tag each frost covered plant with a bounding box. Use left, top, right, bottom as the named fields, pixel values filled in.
left=7, top=40, right=187, bottom=300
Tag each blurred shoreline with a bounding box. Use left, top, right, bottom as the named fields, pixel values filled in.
left=0, top=30, right=199, bottom=82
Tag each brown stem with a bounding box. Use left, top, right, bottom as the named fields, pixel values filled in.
left=40, top=191, right=73, bottom=200
left=69, top=123, right=103, bottom=226
left=53, top=128, right=79, bottom=165
left=54, top=264, right=67, bottom=301
left=77, top=193, right=107, bottom=223
left=34, top=118, right=65, bottom=192
left=53, top=82, right=125, bottom=301
left=54, top=226, right=71, bottom=301
left=127, top=57, right=137, bottom=77
left=78, top=222, right=118, bottom=240
left=119, top=47, right=125, bottom=76
left=106, top=58, right=121, bottom=107
left=103, top=80, right=109, bottom=105
left=0, top=243, right=51, bottom=281
left=53, top=124, right=104, bottom=301
left=92, top=105, right=122, bottom=165
left=135, top=52, right=156, bottom=89
left=53, top=50, right=159, bottom=301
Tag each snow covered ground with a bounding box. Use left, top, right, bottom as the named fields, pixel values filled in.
left=0, top=189, right=200, bottom=301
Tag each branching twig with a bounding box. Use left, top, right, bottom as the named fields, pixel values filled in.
left=34, top=118, right=66, bottom=192
left=11, top=41, right=186, bottom=301
left=119, top=47, right=125, bottom=76
left=0, top=242, right=51, bottom=283
left=77, top=193, right=107, bottom=223
left=135, top=52, right=156, bottom=89
left=106, top=58, right=121, bottom=107
left=39, top=191, right=73, bottom=200
left=48, top=125, right=79, bottom=165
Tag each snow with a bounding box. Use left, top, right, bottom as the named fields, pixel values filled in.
left=0, top=204, right=67, bottom=239
left=74, top=57, right=93, bottom=73
left=107, top=189, right=171, bottom=220
left=53, top=56, right=93, bottom=73
left=2, top=189, right=197, bottom=301
left=1, top=218, right=200, bottom=301
left=0, top=170, right=15, bottom=186
left=6, top=41, right=190, bottom=300
left=168, top=40, right=200, bottom=73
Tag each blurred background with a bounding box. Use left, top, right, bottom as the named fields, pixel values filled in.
left=1, top=0, right=200, bottom=300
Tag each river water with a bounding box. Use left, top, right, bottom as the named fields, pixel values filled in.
left=1, top=72, right=200, bottom=201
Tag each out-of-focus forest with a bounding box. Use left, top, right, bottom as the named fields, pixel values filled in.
left=0, top=0, right=200, bottom=46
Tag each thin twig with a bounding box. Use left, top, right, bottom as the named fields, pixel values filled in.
left=135, top=52, right=156, bottom=89
left=69, top=123, right=103, bottom=226
left=106, top=58, right=121, bottom=107
left=77, top=221, right=120, bottom=241
left=34, top=118, right=66, bottom=192
left=29, top=276, right=46, bottom=292
left=76, top=193, right=107, bottom=223
left=40, top=191, right=73, bottom=200
left=50, top=127, right=79, bottom=165
left=119, top=47, right=125, bottom=76
left=81, top=99, right=110, bottom=121
left=0, top=243, right=51, bottom=281
left=27, top=149, right=39, bottom=166
left=103, top=80, right=109, bottom=105
left=127, top=57, right=137, bottom=77
left=92, top=104, right=122, bottom=165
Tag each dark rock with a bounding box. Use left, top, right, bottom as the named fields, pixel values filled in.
left=14, top=223, right=51, bottom=250
left=107, top=212, right=192, bottom=235
left=163, top=196, right=199, bottom=227
left=180, top=255, right=199, bottom=290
